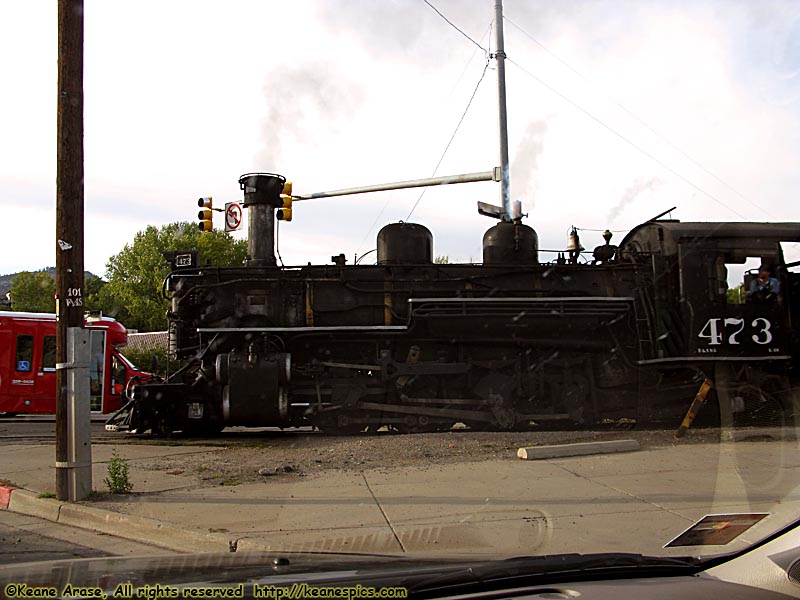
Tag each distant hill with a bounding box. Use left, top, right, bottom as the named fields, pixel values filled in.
left=0, top=268, right=99, bottom=297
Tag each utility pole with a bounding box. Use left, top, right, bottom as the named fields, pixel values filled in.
left=56, top=0, right=91, bottom=501
left=493, top=0, right=514, bottom=221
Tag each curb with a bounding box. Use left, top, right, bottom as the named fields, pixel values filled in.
left=0, top=487, right=270, bottom=554
left=7, top=488, right=60, bottom=521
left=0, top=487, right=398, bottom=556
left=517, top=439, right=640, bottom=460
left=0, top=486, right=14, bottom=510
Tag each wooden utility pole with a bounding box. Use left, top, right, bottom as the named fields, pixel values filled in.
left=56, top=0, right=86, bottom=501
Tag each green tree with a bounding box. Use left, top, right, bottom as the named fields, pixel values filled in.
left=102, top=222, right=247, bottom=332
left=84, top=273, right=107, bottom=313
left=727, top=283, right=745, bottom=304
left=9, top=271, right=56, bottom=313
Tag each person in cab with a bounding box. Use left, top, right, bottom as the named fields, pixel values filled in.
left=747, top=264, right=781, bottom=303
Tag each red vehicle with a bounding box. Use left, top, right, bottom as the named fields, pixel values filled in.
left=0, top=311, right=150, bottom=415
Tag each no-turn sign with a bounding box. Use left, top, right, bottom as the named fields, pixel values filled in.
left=225, top=202, right=243, bottom=232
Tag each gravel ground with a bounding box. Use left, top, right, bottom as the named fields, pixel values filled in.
left=127, top=426, right=733, bottom=487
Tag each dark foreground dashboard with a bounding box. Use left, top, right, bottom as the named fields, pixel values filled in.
left=424, top=576, right=795, bottom=599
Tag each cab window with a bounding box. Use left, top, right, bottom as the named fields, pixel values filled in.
left=15, top=335, right=33, bottom=372
left=41, top=336, right=56, bottom=371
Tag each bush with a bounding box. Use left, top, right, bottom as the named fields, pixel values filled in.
left=104, top=450, right=133, bottom=494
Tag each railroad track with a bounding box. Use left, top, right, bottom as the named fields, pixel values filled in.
left=0, top=433, right=123, bottom=443
left=0, top=419, right=321, bottom=446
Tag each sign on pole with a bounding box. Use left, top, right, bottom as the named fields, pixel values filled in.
left=225, top=201, right=243, bottom=232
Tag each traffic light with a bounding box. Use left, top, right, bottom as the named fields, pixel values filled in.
left=197, top=197, right=213, bottom=232
left=277, top=181, right=292, bottom=222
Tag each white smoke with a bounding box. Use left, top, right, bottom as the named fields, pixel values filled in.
left=607, top=177, right=663, bottom=222
left=510, top=120, right=549, bottom=207
left=254, top=63, right=362, bottom=172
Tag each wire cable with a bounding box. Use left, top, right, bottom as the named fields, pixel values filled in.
left=355, top=191, right=396, bottom=255
left=446, top=20, right=493, bottom=101
left=405, top=58, right=491, bottom=221
left=276, top=219, right=285, bottom=267
left=576, top=227, right=628, bottom=233
left=505, top=15, right=772, bottom=219
left=422, top=0, right=488, bottom=53
left=505, top=56, right=747, bottom=219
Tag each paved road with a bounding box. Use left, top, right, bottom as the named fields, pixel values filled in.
left=0, top=508, right=172, bottom=564
left=0, top=415, right=318, bottom=445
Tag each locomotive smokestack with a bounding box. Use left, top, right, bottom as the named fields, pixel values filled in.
left=238, top=173, right=286, bottom=267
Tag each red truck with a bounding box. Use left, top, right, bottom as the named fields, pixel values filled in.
left=0, top=311, right=150, bottom=415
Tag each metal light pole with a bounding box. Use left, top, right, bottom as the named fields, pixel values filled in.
left=493, top=0, right=514, bottom=221
left=56, top=0, right=91, bottom=501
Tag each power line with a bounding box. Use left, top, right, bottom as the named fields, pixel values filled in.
left=406, top=58, right=491, bottom=221
left=504, top=15, right=772, bottom=219
left=505, top=56, right=747, bottom=219
left=422, top=0, right=488, bottom=54
left=355, top=191, right=395, bottom=255
left=420, top=1, right=746, bottom=224
left=446, top=20, right=493, bottom=102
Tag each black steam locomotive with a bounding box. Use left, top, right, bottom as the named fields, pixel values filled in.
left=115, top=173, right=800, bottom=435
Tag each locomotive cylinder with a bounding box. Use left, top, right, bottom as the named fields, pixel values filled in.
left=218, top=351, right=291, bottom=425
left=377, top=222, right=434, bottom=265
left=482, top=221, right=539, bottom=264
left=238, top=173, right=286, bottom=267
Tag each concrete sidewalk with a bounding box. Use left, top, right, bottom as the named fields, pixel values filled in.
left=2, top=436, right=800, bottom=558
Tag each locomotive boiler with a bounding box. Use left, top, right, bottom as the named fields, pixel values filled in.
left=113, top=172, right=800, bottom=435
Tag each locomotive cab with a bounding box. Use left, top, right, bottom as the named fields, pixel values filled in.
left=619, top=221, right=800, bottom=358
left=620, top=220, right=800, bottom=427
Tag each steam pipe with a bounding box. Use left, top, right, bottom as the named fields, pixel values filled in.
left=239, top=173, right=286, bottom=268
left=247, top=204, right=276, bottom=267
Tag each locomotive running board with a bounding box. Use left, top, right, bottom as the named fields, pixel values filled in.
left=196, top=325, right=408, bottom=333
left=637, top=355, right=792, bottom=365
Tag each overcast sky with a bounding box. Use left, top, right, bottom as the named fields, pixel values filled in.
left=2, top=0, right=800, bottom=280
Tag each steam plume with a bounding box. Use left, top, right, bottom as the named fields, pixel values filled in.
left=510, top=120, right=549, bottom=208
left=255, top=63, right=361, bottom=171
left=607, top=177, right=663, bottom=221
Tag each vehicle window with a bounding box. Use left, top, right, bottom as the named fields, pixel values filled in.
left=111, top=354, right=126, bottom=392
left=116, top=351, right=138, bottom=371
left=89, top=330, right=105, bottom=411
left=15, top=335, right=33, bottom=372
left=41, top=335, right=56, bottom=371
